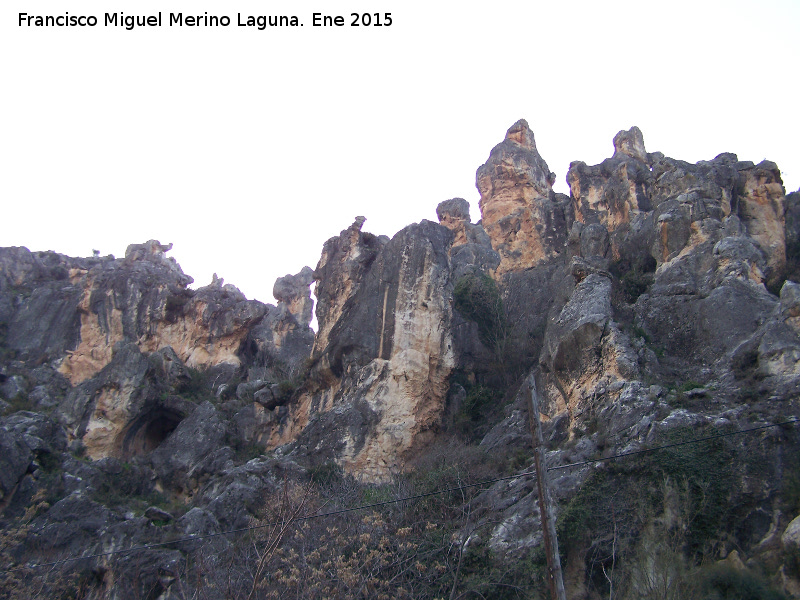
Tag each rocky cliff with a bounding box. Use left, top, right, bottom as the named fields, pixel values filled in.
left=1, top=121, right=799, bottom=599
left=0, top=240, right=314, bottom=463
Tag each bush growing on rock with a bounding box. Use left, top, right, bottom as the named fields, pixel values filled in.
left=454, top=273, right=506, bottom=354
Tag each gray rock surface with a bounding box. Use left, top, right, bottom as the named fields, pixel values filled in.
left=2, top=411, right=67, bottom=455
left=150, top=401, right=226, bottom=489
left=0, top=426, right=32, bottom=501
left=541, top=273, right=613, bottom=376
left=1, top=122, right=799, bottom=599
left=783, top=515, right=800, bottom=549
left=436, top=197, right=471, bottom=222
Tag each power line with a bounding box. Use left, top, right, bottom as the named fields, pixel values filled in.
left=547, top=417, right=800, bottom=471
left=6, top=417, right=798, bottom=573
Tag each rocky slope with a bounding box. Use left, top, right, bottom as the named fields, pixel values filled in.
left=1, top=121, right=799, bottom=599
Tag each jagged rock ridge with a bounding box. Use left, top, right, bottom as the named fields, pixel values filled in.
left=1, top=120, right=799, bottom=598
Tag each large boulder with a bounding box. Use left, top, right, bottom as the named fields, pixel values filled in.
left=1, top=411, right=67, bottom=455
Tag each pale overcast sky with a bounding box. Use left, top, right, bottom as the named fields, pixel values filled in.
left=3, top=0, right=798, bottom=310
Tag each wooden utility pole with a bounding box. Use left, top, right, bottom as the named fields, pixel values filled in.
left=527, top=374, right=567, bottom=600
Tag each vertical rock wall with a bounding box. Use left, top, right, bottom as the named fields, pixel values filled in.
left=267, top=219, right=457, bottom=480
left=476, top=120, right=571, bottom=274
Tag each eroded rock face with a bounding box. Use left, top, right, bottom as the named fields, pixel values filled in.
left=149, top=401, right=227, bottom=491
left=568, top=129, right=788, bottom=289
left=0, top=426, right=32, bottom=501
left=0, top=242, right=272, bottom=385
left=265, top=220, right=457, bottom=480
left=539, top=273, right=638, bottom=419
left=2, top=250, right=84, bottom=366
left=0, top=243, right=316, bottom=461
left=59, top=244, right=268, bottom=384
left=436, top=197, right=472, bottom=247
left=568, top=126, right=655, bottom=239
left=311, top=217, right=388, bottom=373
left=273, top=266, right=315, bottom=328
left=476, top=120, right=571, bottom=274
left=56, top=343, right=195, bottom=460
left=242, top=268, right=316, bottom=385
left=471, top=123, right=800, bottom=589
left=436, top=198, right=501, bottom=283
left=737, top=161, right=786, bottom=281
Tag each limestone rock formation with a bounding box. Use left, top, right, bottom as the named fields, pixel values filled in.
left=310, top=217, right=387, bottom=367
left=273, top=267, right=315, bottom=324
left=0, top=243, right=315, bottom=465
left=268, top=219, right=458, bottom=480
left=56, top=343, right=195, bottom=460
left=1, top=121, right=799, bottom=599
left=464, top=122, right=800, bottom=597
left=435, top=197, right=471, bottom=246
left=568, top=126, right=655, bottom=235
left=436, top=197, right=501, bottom=281
left=2, top=241, right=267, bottom=385
left=476, top=119, right=571, bottom=274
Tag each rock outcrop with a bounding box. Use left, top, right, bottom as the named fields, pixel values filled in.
left=568, top=126, right=655, bottom=235
left=267, top=219, right=458, bottom=480
left=476, top=120, right=571, bottom=274
left=0, top=242, right=315, bottom=464
left=1, top=121, right=799, bottom=599
left=59, top=241, right=267, bottom=384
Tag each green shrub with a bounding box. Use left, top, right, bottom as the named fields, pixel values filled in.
left=696, top=563, right=789, bottom=600
left=39, top=470, right=68, bottom=506
left=223, top=428, right=265, bottom=465
left=454, top=273, right=506, bottom=351
left=453, top=384, right=499, bottom=440
left=35, top=450, right=62, bottom=473
left=456, top=540, right=537, bottom=600
left=611, top=255, right=657, bottom=304
left=463, top=385, right=494, bottom=421
left=631, top=325, right=651, bottom=343
left=679, top=380, right=703, bottom=393
left=2, top=393, right=34, bottom=415
left=361, top=485, right=392, bottom=505
left=309, top=461, right=344, bottom=487
left=780, top=445, right=800, bottom=515
left=277, top=379, right=297, bottom=398
left=178, top=367, right=215, bottom=403
left=235, top=442, right=264, bottom=463
left=91, top=462, right=159, bottom=509
left=556, top=468, right=622, bottom=556
left=738, top=385, right=762, bottom=403
left=640, top=428, right=737, bottom=557
left=555, top=425, right=746, bottom=598
left=506, top=448, right=532, bottom=474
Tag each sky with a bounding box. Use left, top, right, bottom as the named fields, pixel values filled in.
left=3, top=0, right=799, bottom=313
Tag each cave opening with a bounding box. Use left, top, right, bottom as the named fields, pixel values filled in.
left=121, top=409, right=184, bottom=458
